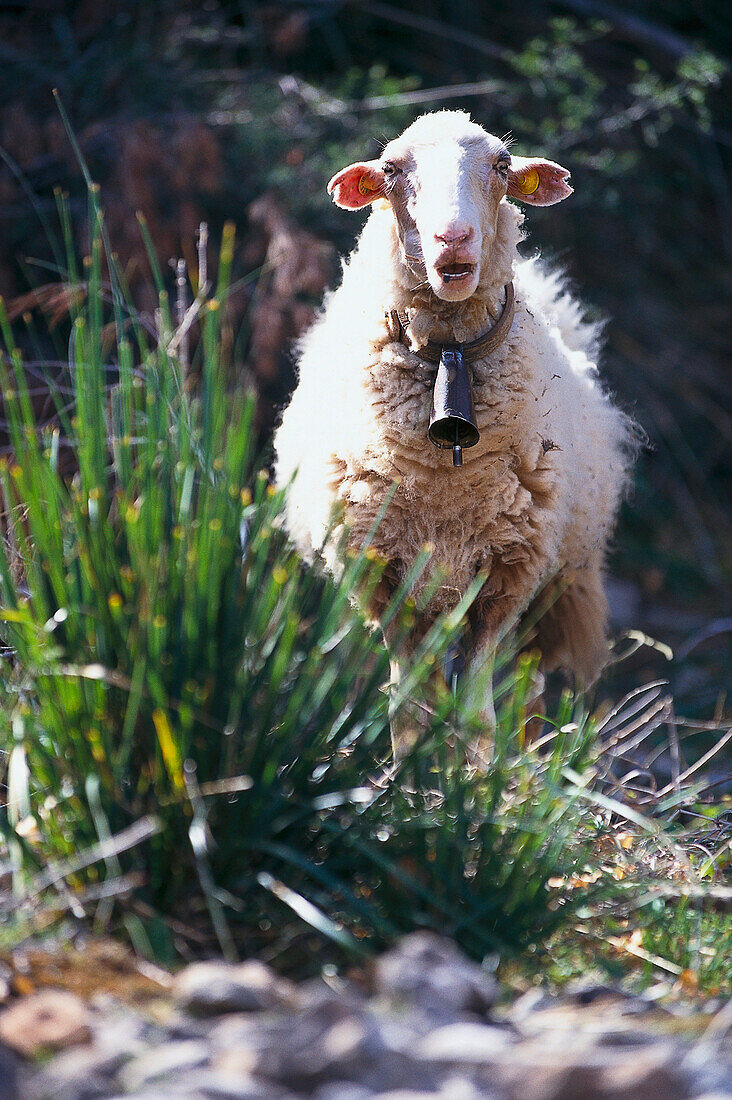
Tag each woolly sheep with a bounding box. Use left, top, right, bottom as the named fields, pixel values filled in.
left=274, top=111, right=634, bottom=754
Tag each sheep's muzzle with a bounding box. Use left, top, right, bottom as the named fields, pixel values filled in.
left=436, top=261, right=476, bottom=285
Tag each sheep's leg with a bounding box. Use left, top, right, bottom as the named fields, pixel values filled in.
left=463, top=554, right=556, bottom=761
left=462, top=636, right=497, bottom=764
left=521, top=669, right=547, bottom=745
left=463, top=633, right=549, bottom=759
left=528, top=561, right=609, bottom=684
left=387, top=649, right=422, bottom=761
left=368, top=571, right=425, bottom=761
left=382, top=610, right=443, bottom=760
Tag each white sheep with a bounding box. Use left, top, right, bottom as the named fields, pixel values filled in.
left=274, top=110, right=634, bottom=753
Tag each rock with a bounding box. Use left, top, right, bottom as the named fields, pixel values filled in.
left=213, top=1047, right=260, bottom=1077
left=242, top=1007, right=435, bottom=1094
left=415, top=1021, right=511, bottom=1064
left=599, top=1047, right=692, bottom=1099
left=118, top=1038, right=210, bottom=1092
left=314, top=1085, right=374, bottom=1100
left=151, top=1069, right=300, bottom=1098
left=373, top=1093, right=449, bottom=1100
left=374, top=1086, right=486, bottom=1100
left=17, top=1008, right=152, bottom=1100
left=0, top=1044, right=19, bottom=1100
left=507, top=993, right=669, bottom=1052
left=494, top=1040, right=694, bottom=1100
left=374, top=934, right=499, bottom=1017
left=252, top=1012, right=383, bottom=1087
left=562, top=980, right=659, bottom=1015
left=7, top=940, right=731, bottom=1100
left=373, top=1014, right=432, bottom=1057
left=506, top=989, right=554, bottom=1022
left=23, top=1052, right=117, bottom=1099
left=0, top=990, right=92, bottom=1058
left=104, top=1093, right=210, bottom=1100
left=563, top=980, right=624, bottom=1005
left=173, top=959, right=297, bottom=1016
left=19, top=1005, right=181, bottom=1100
left=437, top=1081, right=492, bottom=1100
left=598, top=1028, right=666, bottom=1048
left=0, top=967, right=11, bottom=1006
left=19, top=1064, right=111, bottom=1100
left=85, top=1008, right=151, bottom=1072
left=502, top=1061, right=604, bottom=1100
left=210, top=1011, right=294, bottom=1061
left=299, top=978, right=367, bottom=1015
left=682, top=1040, right=732, bottom=1096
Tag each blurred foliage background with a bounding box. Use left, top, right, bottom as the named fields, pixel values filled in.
left=0, top=0, right=729, bottom=718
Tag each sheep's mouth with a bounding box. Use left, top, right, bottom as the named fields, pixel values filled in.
left=436, top=262, right=475, bottom=283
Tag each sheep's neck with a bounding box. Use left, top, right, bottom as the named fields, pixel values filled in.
left=387, top=281, right=515, bottom=363
left=394, top=274, right=512, bottom=350
left=390, top=221, right=517, bottom=349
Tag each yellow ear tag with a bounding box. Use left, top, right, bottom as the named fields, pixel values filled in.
left=517, top=168, right=540, bottom=196
left=358, top=174, right=379, bottom=196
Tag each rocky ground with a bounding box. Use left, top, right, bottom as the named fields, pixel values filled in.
left=0, top=933, right=730, bottom=1100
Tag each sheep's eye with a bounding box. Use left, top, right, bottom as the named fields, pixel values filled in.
left=382, top=162, right=400, bottom=176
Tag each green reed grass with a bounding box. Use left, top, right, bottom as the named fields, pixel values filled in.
left=0, top=177, right=716, bottom=977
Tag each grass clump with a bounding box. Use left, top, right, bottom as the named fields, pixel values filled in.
left=0, top=186, right=727, bottom=990
left=0, top=206, right=403, bottom=959
left=0, top=192, right=594, bottom=967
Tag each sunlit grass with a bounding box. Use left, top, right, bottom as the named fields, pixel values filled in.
left=0, top=168, right=727, bottom=991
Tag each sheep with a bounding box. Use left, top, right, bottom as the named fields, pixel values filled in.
left=274, top=110, right=634, bottom=755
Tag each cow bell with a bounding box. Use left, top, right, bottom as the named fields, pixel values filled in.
left=428, top=346, right=479, bottom=467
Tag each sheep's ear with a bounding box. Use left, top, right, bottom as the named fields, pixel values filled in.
left=507, top=156, right=572, bottom=206
left=327, top=162, right=386, bottom=209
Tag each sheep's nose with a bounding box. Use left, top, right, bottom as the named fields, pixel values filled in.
left=435, top=225, right=474, bottom=246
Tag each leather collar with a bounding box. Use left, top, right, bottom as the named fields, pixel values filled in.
left=385, top=281, right=515, bottom=364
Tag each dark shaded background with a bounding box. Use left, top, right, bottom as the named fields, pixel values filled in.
left=0, top=0, right=729, bottom=718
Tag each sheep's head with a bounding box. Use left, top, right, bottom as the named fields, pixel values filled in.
left=328, top=111, right=572, bottom=302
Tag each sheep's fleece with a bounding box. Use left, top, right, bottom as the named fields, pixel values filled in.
left=274, top=111, right=634, bottom=683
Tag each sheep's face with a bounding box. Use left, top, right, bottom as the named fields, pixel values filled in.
left=376, top=124, right=509, bottom=301
left=328, top=112, right=572, bottom=303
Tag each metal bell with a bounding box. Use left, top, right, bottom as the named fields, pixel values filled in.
left=428, top=346, right=480, bottom=467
